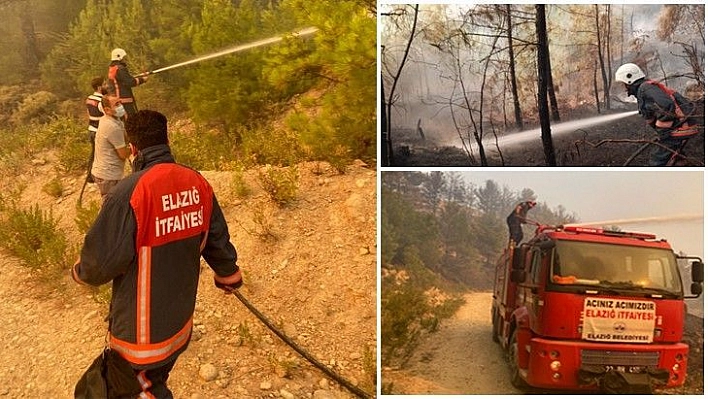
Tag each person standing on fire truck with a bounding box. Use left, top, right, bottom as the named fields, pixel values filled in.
left=506, top=200, right=536, bottom=246
left=107, top=48, right=149, bottom=117
left=72, top=109, right=243, bottom=398
left=614, top=63, right=700, bottom=166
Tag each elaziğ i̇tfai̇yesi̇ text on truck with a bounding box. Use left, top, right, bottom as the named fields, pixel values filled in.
left=491, top=225, right=703, bottom=393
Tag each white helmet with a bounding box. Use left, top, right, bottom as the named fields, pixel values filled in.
left=615, top=63, right=645, bottom=85
left=111, top=48, right=127, bottom=61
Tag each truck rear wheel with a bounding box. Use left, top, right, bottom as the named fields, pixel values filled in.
left=508, top=329, right=529, bottom=389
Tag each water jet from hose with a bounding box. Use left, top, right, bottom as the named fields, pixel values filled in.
left=566, top=214, right=703, bottom=229
left=136, top=26, right=318, bottom=77
left=484, top=111, right=638, bottom=150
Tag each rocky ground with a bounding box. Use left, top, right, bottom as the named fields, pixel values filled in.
left=388, top=109, right=705, bottom=167
left=0, top=156, right=377, bottom=398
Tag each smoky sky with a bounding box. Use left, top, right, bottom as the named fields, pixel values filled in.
left=459, top=170, right=703, bottom=256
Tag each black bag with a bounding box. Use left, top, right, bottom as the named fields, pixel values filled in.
left=75, top=348, right=142, bottom=399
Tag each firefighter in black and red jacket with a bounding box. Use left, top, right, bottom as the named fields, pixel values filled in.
left=615, top=62, right=700, bottom=166
left=107, top=48, right=149, bottom=117
left=72, top=110, right=242, bottom=398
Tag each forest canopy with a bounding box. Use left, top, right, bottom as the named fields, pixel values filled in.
left=0, top=0, right=376, bottom=168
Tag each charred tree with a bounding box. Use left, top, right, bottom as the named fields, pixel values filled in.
left=594, top=4, right=611, bottom=110
left=383, top=4, right=419, bottom=166
left=545, top=55, right=560, bottom=122
left=381, top=72, right=389, bottom=166
left=505, top=4, right=524, bottom=130
left=535, top=4, right=556, bottom=166
left=605, top=5, right=612, bottom=108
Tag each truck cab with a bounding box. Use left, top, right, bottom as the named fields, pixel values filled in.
left=491, top=225, right=703, bottom=393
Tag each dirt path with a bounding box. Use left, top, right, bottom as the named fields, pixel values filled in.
left=0, top=161, right=377, bottom=398
left=382, top=292, right=519, bottom=394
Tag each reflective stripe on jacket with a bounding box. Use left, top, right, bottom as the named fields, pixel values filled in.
left=639, top=79, right=699, bottom=138
left=108, top=60, right=146, bottom=102
left=86, top=93, right=104, bottom=132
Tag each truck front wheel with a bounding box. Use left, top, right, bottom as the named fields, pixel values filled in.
left=508, top=329, right=529, bottom=389
left=491, top=308, right=500, bottom=343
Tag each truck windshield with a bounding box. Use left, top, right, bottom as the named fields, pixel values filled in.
left=551, top=240, right=682, bottom=295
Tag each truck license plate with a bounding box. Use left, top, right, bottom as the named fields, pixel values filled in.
left=604, top=365, right=645, bottom=374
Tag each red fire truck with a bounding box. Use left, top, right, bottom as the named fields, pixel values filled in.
left=491, top=225, right=703, bottom=393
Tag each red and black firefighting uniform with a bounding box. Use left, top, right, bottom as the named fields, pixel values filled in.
left=107, top=60, right=147, bottom=116
left=72, top=144, right=242, bottom=371
left=630, top=78, right=700, bottom=166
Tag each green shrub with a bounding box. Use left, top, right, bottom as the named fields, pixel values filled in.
left=10, top=91, right=60, bottom=126
left=0, top=203, right=73, bottom=272
left=42, top=176, right=64, bottom=198
left=0, top=85, right=27, bottom=124
left=240, top=124, right=303, bottom=166
left=75, top=200, right=101, bottom=235
left=361, top=345, right=377, bottom=394
left=257, top=165, right=299, bottom=207
left=231, top=165, right=252, bottom=198
left=169, top=123, right=237, bottom=171
left=380, top=275, right=429, bottom=367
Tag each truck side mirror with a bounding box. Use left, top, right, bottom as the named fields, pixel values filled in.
left=511, top=269, right=526, bottom=283
left=691, top=261, right=704, bottom=283
left=690, top=282, right=703, bottom=296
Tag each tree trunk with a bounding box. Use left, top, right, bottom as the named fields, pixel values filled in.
left=19, top=3, right=41, bottom=76
left=605, top=5, right=612, bottom=110
left=593, top=59, right=601, bottom=114
left=594, top=5, right=610, bottom=110
left=505, top=4, right=523, bottom=131
left=546, top=57, right=560, bottom=121
left=535, top=5, right=556, bottom=166
left=381, top=73, right=389, bottom=166
left=385, top=4, right=419, bottom=166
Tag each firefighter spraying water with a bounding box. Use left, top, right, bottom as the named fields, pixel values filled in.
left=78, top=26, right=319, bottom=206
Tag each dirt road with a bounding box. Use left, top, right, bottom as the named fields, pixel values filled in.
left=382, top=292, right=520, bottom=394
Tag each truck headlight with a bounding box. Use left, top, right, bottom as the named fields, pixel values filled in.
left=550, top=360, right=561, bottom=371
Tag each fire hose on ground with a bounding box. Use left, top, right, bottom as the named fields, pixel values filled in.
left=230, top=289, right=374, bottom=399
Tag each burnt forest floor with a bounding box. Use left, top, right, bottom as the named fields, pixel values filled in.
left=388, top=108, right=705, bottom=167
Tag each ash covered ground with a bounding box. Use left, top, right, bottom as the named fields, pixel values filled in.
left=387, top=109, right=705, bottom=167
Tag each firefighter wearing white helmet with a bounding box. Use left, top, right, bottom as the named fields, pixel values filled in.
left=614, top=62, right=700, bottom=166
left=614, top=62, right=645, bottom=86
left=107, top=48, right=148, bottom=117
left=111, top=48, right=127, bottom=61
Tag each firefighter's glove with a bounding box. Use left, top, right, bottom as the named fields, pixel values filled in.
left=214, top=266, right=243, bottom=293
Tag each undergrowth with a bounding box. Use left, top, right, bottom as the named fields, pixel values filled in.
left=381, top=252, right=465, bottom=368
left=0, top=202, right=75, bottom=273
left=257, top=165, right=299, bottom=207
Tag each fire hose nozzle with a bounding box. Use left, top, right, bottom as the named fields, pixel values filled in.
left=135, top=71, right=153, bottom=78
